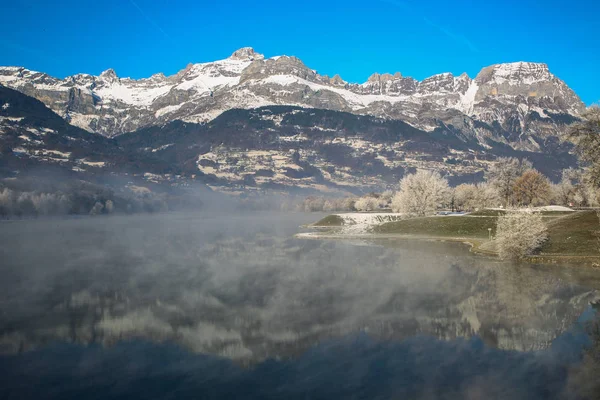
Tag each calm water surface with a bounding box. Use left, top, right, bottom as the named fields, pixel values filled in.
left=1, top=212, right=599, bottom=399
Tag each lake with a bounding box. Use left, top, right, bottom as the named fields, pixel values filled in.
left=1, top=212, right=599, bottom=399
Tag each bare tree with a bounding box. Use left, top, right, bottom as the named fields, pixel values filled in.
left=486, top=157, right=533, bottom=206
left=512, top=170, right=552, bottom=206
left=391, top=170, right=450, bottom=216
left=495, top=210, right=548, bottom=260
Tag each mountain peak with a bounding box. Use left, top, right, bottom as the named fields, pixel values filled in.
left=99, top=68, right=118, bottom=82
left=494, top=61, right=548, bottom=70
left=330, top=74, right=346, bottom=86
left=366, top=72, right=403, bottom=83
left=475, top=61, right=551, bottom=85
left=229, top=47, right=265, bottom=61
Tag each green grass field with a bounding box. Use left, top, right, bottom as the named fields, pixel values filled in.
left=373, top=215, right=497, bottom=238
left=540, top=211, right=599, bottom=255
left=309, top=210, right=599, bottom=262
left=469, top=209, right=576, bottom=217
left=371, top=211, right=599, bottom=259
left=312, top=215, right=345, bottom=226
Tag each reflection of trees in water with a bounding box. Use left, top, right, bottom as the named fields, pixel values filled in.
left=0, top=214, right=599, bottom=363
left=568, top=304, right=600, bottom=399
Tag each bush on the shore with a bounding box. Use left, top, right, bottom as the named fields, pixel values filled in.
left=495, top=210, right=548, bottom=260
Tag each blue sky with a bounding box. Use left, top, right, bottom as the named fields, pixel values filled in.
left=1, top=0, right=598, bottom=104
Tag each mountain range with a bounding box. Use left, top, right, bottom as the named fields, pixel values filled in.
left=0, top=48, right=585, bottom=194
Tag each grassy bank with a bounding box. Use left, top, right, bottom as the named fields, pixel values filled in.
left=469, top=209, right=576, bottom=217
left=308, top=211, right=600, bottom=266
left=312, top=215, right=345, bottom=226
left=373, top=215, right=496, bottom=239
left=540, top=211, right=599, bottom=256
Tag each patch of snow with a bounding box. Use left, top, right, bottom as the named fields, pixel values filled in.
left=459, top=80, right=479, bottom=114
left=12, top=147, right=28, bottom=155
left=256, top=75, right=411, bottom=109
left=42, top=149, right=71, bottom=158
left=151, top=143, right=174, bottom=152
left=535, top=205, right=574, bottom=212
left=485, top=62, right=551, bottom=86
left=486, top=206, right=574, bottom=212
left=0, top=116, right=24, bottom=122
left=155, top=104, right=183, bottom=118
left=95, top=81, right=172, bottom=107
left=68, top=113, right=96, bottom=132
left=336, top=213, right=404, bottom=234
left=79, top=159, right=106, bottom=167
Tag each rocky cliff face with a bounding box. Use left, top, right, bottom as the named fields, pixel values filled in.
left=0, top=49, right=585, bottom=149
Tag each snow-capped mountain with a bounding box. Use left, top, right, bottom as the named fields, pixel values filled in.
left=0, top=48, right=586, bottom=194
left=0, top=48, right=585, bottom=147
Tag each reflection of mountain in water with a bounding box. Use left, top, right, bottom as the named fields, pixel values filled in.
left=0, top=213, right=599, bottom=362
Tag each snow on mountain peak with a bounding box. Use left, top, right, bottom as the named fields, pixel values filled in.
left=366, top=72, right=402, bottom=83
left=0, top=53, right=585, bottom=137
left=99, top=68, right=118, bottom=82
left=475, top=62, right=551, bottom=85
left=229, top=47, right=265, bottom=61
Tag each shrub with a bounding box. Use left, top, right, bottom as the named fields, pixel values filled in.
left=495, top=210, right=548, bottom=260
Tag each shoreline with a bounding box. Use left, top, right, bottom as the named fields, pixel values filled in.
left=296, top=226, right=600, bottom=268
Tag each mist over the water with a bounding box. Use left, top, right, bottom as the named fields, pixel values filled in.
left=1, top=211, right=599, bottom=399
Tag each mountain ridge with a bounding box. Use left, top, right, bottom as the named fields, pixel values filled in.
left=0, top=48, right=585, bottom=141
left=0, top=48, right=585, bottom=194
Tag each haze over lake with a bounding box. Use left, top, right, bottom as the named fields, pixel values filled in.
left=1, top=212, right=599, bottom=399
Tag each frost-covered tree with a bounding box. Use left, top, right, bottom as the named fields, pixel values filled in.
left=379, top=190, right=394, bottom=208
left=302, top=196, right=325, bottom=212
left=495, top=210, right=548, bottom=260
left=330, top=197, right=355, bottom=211
left=391, top=170, right=450, bottom=216
left=354, top=196, right=379, bottom=211
left=0, top=188, right=14, bottom=216
left=486, top=157, right=533, bottom=205
left=550, top=168, right=599, bottom=207
left=553, top=170, right=576, bottom=206
left=512, top=170, right=552, bottom=206
left=473, top=182, right=501, bottom=209
left=454, top=184, right=478, bottom=211
left=30, top=193, right=71, bottom=215
left=452, top=183, right=501, bottom=211
left=16, top=193, right=37, bottom=216
left=564, top=106, right=600, bottom=187
left=89, top=201, right=105, bottom=215
left=105, top=199, right=114, bottom=213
